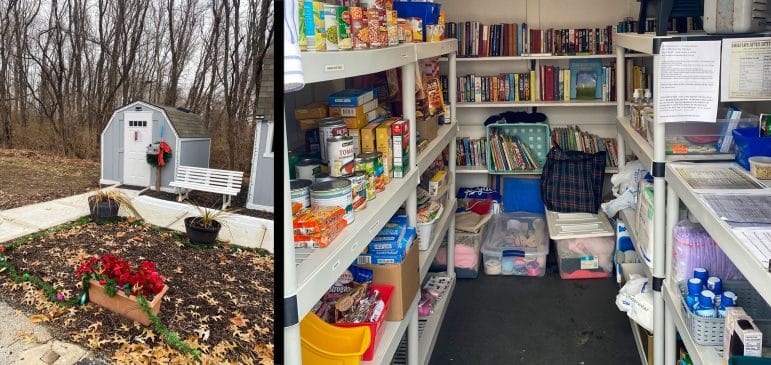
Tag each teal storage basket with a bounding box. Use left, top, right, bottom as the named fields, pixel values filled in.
left=486, top=122, right=550, bottom=175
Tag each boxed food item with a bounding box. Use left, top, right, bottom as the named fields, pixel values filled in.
left=391, top=119, right=410, bottom=178
left=311, top=1, right=327, bottom=51
left=329, top=99, right=379, bottom=118
left=323, top=4, right=340, bottom=51
left=367, top=8, right=384, bottom=48
left=556, top=236, right=615, bottom=279
left=376, top=118, right=396, bottom=182
left=481, top=212, right=549, bottom=277
left=328, top=89, right=375, bottom=107
left=359, top=228, right=416, bottom=264
left=360, top=121, right=380, bottom=153
left=299, top=118, right=320, bottom=131
left=428, top=170, right=447, bottom=197
left=350, top=6, right=368, bottom=50
left=356, top=243, right=420, bottom=321
left=348, top=128, right=362, bottom=155
left=336, top=6, right=352, bottom=50
left=295, top=102, right=328, bottom=120
left=724, top=307, right=763, bottom=359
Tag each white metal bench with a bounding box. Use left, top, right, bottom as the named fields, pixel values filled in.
left=169, top=165, right=244, bottom=209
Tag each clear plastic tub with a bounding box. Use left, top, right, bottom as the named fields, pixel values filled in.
left=481, top=212, right=549, bottom=277
left=556, top=237, right=615, bottom=279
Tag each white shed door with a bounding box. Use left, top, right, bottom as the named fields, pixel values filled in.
left=123, top=112, right=153, bottom=186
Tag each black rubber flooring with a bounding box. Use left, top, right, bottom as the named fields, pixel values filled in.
left=428, top=252, right=640, bottom=364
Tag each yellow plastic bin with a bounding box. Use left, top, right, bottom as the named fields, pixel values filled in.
left=300, top=313, right=371, bottom=365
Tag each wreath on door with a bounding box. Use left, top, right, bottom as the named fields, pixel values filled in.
left=146, top=141, right=172, bottom=167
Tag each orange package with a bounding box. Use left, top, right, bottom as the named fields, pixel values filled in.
left=294, top=219, right=348, bottom=248
left=293, top=206, right=346, bottom=235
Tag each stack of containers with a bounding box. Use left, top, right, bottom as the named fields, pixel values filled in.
left=481, top=212, right=549, bottom=277
left=547, top=211, right=617, bottom=279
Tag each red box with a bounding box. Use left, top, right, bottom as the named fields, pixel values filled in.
left=334, top=284, right=394, bottom=361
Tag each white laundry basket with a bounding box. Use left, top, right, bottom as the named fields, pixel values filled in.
left=416, top=205, right=444, bottom=251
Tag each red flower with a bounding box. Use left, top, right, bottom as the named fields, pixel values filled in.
left=76, top=254, right=165, bottom=297
left=0, top=247, right=6, bottom=253
left=99, top=279, right=106, bottom=285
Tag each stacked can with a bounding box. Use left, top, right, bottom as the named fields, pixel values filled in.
left=311, top=179, right=354, bottom=224
left=344, top=171, right=368, bottom=211
left=327, top=135, right=355, bottom=177
left=318, top=117, right=347, bottom=162
left=290, top=179, right=313, bottom=215
left=296, top=157, right=323, bottom=180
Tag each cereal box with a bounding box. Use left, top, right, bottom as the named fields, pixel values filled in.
left=350, top=7, right=368, bottom=50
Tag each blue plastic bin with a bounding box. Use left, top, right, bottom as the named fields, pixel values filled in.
left=392, top=1, right=441, bottom=41
left=732, top=127, right=771, bottom=170
left=501, top=176, right=545, bottom=213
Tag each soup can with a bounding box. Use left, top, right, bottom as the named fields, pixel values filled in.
left=296, top=158, right=322, bottom=180
left=318, top=117, right=347, bottom=162
left=327, top=135, right=355, bottom=177
left=355, top=152, right=383, bottom=199
left=314, top=172, right=336, bottom=183
left=343, top=171, right=368, bottom=211
left=290, top=179, right=313, bottom=215
left=311, top=179, right=354, bottom=224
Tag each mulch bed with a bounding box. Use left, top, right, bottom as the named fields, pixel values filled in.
left=0, top=218, right=274, bottom=364
left=142, top=188, right=274, bottom=221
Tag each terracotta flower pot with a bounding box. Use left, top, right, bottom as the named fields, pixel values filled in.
left=87, top=279, right=168, bottom=326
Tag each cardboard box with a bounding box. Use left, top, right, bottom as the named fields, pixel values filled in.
left=298, top=118, right=320, bottom=131
left=725, top=307, right=764, bottom=360
left=429, top=170, right=447, bottom=196
left=416, top=114, right=439, bottom=142
left=357, top=243, right=419, bottom=321
left=360, top=121, right=380, bottom=153
left=329, top=98, right=378, bottom=118
left=328, top=88, right=375, bottom=107
left=376, top=119, right=397, bottom=183
left=348, top=128, right=362, bottom=155
left=344, top=109, right=381, bottom=130
left=391, top=119, right=410, bottom=178
left=295, top=102, right=328, bottom=120
left=639, top=327, right=653, bottom=365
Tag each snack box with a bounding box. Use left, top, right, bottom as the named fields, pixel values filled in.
left=376, top=118, right=397, bottom=182
left=360, top=121, right=381, bottom=153
left=358, top=228, right=416, bottom=264
left=391, top=119, right=410, bottom=178
left=328, top=89, right=375, bottom=107
left=428, top=170, right=447, bottom=196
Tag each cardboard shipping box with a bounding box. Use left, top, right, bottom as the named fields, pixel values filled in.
left=416, top=114, right=439, bottom=142
left=357, top=243, right=419, bottom=321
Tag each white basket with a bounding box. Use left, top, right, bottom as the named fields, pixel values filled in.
left=417, top=205, right=444, bottom=250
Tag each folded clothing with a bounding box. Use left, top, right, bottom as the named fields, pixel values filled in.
left=433, top=243, right=479, bottom=269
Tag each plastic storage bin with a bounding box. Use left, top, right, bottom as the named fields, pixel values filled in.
left=392, top=1, right=441, bottom=42
left=646, top=117, right=756, bottom=155
left=334, top=285, right=394, bottom=361
left=300, top=312, right=371, bottom=365
left=733, top=127, right=771, bottom=170
left=417, top=204, right=444, bottom=250
left=501, top=176, right=545, bottom=213
left=556, top=236, right=615, bottom=279
left=486, top=122, right=550, bottom=175
left=481, top=212, right=549, bottom=277
left=430, top=222, right=490, bottom=279
left=677, top=280, right=771, bottom=346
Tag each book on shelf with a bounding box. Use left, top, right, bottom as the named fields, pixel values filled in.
left=447, top=21, right=615, bottom=58
left=488, top=129, right=538, bottom=171
left=569, top=59, right=604, bottom=100
left=456, top=137, right=487, bottom=168
left=454, top=73, right=535, bottom=103
left=550, top=125, right=618, bottom=168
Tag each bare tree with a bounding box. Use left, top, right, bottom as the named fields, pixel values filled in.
left=163, top=0, right=199, bottom=105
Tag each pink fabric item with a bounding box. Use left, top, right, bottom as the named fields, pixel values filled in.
left=565, top=237, right=615, bottom=272
left=434, top=244, right=479, bottom=269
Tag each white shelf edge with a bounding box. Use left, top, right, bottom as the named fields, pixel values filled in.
left=617, top=115, right=654, bottom=170
left=362, top=293, right=420, bottom=365
left=629, top=318, right=650, bottom=365
left=419, top=198, right=457, bottom=281
left=456, top=166, right=488, bottom=174
left=457, top=100, right=618, bottom=108
left=416, top=39, right=458, bottom=60
left=418, top=275, right=456, bottom=365
left=662, top=282, right=723, bottom=365
left=665, top=163, right=771, bottom=304
left=619, top=208, right=654, bottom=277
left=418, top=123, right=457, bottom=174
left=294, top=169, right=419, bottom=317
left=300, top=43, right=417, bottom=84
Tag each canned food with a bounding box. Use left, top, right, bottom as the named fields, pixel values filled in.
left=337, top=6, right=352, bottom=50
left=311, top=179, right=354, bottom=224
left=313, top=172, right=335, bottom=183
left=290, top=179, right=313, bottom=215
left=407, top=17, right=423, bottom=42
left=356, top=151, right=385, bottom=198
left=323, top=4, right=339, bottom=51
left=327, top=135, right=355, bottom=177
left=343, top=171, right=367, bottom=211
left=288, top=151, right=300, bottom=180
left=296, top=158, right=322, bottom=180
left=317, top=117, right=347, bottom=162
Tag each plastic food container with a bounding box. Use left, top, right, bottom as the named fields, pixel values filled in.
left=300, top=312, right=371, bottom=365
left=481, top=212, right=549, bottom=277
left=417, top=204, right=443, bottom=250
left=749, top=156, right=771, bottom=180
left=556, top=237, right=615, bottom=279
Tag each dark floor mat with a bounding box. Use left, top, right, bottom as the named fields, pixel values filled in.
left=428, top=257, right=639, bottom=364
left=115, top=184, right=147, bottom=191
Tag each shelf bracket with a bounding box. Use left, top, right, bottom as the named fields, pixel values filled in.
left=652, top=161, right=666, bottom=178
left=652, top=277, right=664, bottom=292
left=284, top=295, right=299, bottom=327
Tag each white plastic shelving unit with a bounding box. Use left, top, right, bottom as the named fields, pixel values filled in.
left=619, top=208, right=653, bottom=278
left=283, top=39, right=458, bottom=365
left=622, top=262, right=653, bottom=365
left=614, top=31, right=771, bottom=365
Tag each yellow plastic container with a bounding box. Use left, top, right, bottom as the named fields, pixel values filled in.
left=300, top=313, right=371, bottom=365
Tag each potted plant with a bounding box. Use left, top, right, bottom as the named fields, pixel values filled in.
left=184, top=203, right=230, bottom=246
left=87, top=189, right=140, bottom=222
left=75, top=254, right=167, bottom=326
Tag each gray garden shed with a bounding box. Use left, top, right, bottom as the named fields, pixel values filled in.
left=100, top=100, right=211, bottom=192
left=246, top=117, right=275, bottom=212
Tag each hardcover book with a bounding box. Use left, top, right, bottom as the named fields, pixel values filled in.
left=570, top=59, right=603, bottom=100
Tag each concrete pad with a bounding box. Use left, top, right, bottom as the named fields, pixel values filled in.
left=0, top=202, right=87, bottom=230
left=0, top=220, right=38, bottom=244
left=16, top=341, right=88, bottom=365
left=0, top=302, right=52, bottom=365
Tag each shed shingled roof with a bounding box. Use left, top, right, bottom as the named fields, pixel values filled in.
left=153, top=104, right=210, bottom=139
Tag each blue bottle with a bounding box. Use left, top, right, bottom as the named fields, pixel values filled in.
left=718, top=291, right=737, bottom=318
left=685, top=278, right=703, bottom=311
left=706, top=276, right=723, bottom=303
left=694, top=290, right=717, bottom=318
left=693, top=268, right=709, bottom=283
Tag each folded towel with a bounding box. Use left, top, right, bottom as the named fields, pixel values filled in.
left=284, top=0, right=304, bottom=92
left=433, top=243, right=479, bottom=269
